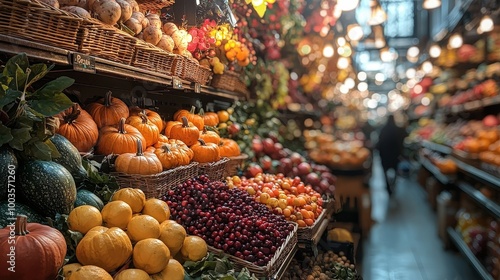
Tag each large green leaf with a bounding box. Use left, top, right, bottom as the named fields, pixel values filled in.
left=31, top=76, right=74, bottom=98
left=45, top=138, right=61, bottom=158
left=0, top=123, right=13, bottom=146
left=26, top=63, right=53, bottom=88
left=3, top=53, right=29, bottom=80
left=9, top=127, right=31, bottom=150
left=28, top=140, right=53, bottom=160
left=28, top=92, right=73, bottom=117
left=0, top=89, right=22, bottom=110
left=12, top=64, right=28, bottom=91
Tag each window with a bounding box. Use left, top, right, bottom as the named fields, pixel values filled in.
left=381, top=0, right=415, bottom=37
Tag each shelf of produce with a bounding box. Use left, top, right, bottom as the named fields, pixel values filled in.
left=270, top=242, right=298, bottom=280
left=420, top=156, right=455, bottom=185
left=457, top=181, right=500, bottom=219
left=454, top=159, right=500, bottom=190
left=447, top=95, right=500, bottom=115
left=421, top=140, right=452, bottom=155
left=0, top=35, right=246, bottom=101
left=447, top=227, right=493, bottom=280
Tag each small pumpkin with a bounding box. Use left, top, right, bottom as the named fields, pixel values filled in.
left=159, top=220, right=186, bottom=256
left=155, top=139, right=193, bottom=163
left=127, top=214, right=161, bottom=242
left=68, top=265, right=113, bottom=280
left=154, top=144, right=180, bottom=169
left=142, top=198, right=170, bottom=223
left=200, top=110, right=219, bottom=127
left=174, top=106, right=204, bottom=130
left=95, top=118, right=146, bottom=155
left=157, top=134, right=169, bottom=143
left=145, top=146, right=156, bottom=153
left=56, top=103, right=99, bottom=153
left=101, top=201, right=133, bottom=230
left=199, top=127, right=221, bottom=144
left=86, top=91, right=129, bottom=128
left=150, top=259, right=185, bottom=280
left=170, top=117, right=200, bottom=147
left=76, top=226, right=133, bottom=272
left=62, top=263, right=82, bottom=278
left=114, top=268, right=150, bottom=280
left=219, top=138, right=241, bottom=157
left=126, top=112, right=160, bottom=147
left=164, top=120, right=181, bottom=138
left=191, top=139, right=220, bottom=163
left=0, top=215, right=67, bottom=280
left=68, top=205, right=103, bottom=234
left=129, top=107, right=164, bottom=131
left=115, top=139, right=163, bottom=175
left=112, top=188, right=146, bottom=213
left=133, top=238, right=170, bottom=274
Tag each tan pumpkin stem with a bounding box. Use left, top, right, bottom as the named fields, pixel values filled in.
left=136, top=139, right=144, bottom=156
left=64, top=103, right=81, bottom=124
left=161, top=144, right=172, bottom=153
left=181, top=116, right=189, bottom=127
left=197, top=139, right=206, bottom=146
left=104, top=91, right=113, bottom=107
left=139, top=112, right=149, bottom=124
left=189, top=106, right=197, bottom=114
left=118, top=118, right=127, bottom=134
left=14, top=215, right=29, bottom=236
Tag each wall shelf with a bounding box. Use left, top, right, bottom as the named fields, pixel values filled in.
left=455, top=159, right=500, bottom=190
left=421, top=140, right=452, bottom=155
left=420, top=156, right=455, bottom=185
left=457, top=182, right=500, bottom=219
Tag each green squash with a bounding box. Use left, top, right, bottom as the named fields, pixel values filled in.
left=19, top=160, right=77, bottom=218
left=74, top=189, right=104, bottom=211
left=0, top=146, right=18, bottom=200
left=50, top=134, right=88, bottom=182
left=0, top=200, right=46, bottom=228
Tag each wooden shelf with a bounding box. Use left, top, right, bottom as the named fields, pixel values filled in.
left=270, top=243, right=298, bottom=280
left=0, top=34, right=246, bottom=101
left=421, top=140, right=452, bottom=155
left=445, top=96, right=500, bottom=115
left=457, top=181, right=500, bottom=219
left=455, top=159, right=500, bottom=190
left=447, top=227, right=493, bottom=280
left=420, top=156, right=455, bottom=185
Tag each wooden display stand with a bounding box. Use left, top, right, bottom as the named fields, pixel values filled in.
left=334, top=174, right=374, bottom=236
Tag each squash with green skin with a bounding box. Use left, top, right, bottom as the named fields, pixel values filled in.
left=74, top=189, right=105, bottom=211
left=0, top=146, right=17, bottom=200
left=0, top=201, right=46, bottom=228
left=50, top=134, right=88, bottom=182
left=19, top=160, right=77, bottom=218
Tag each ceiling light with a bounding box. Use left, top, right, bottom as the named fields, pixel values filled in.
left=448, top=33, right=463, bottom=49
left=345, top=77, right=355, bottom=89
left=337, top=57, right=350, bottom=69
left=358, top=72, right=367, bottom=81
left=407, top=46, right=420, bottom=58
left=375, top=73, right=386, bottom=82
left=422, top=61, right=433, bottom=73
left=478, top=15, right=494, bottom=33
left=358, top=82, right=368, bottom=91
left=422, top=0, right=441, bottom=10
left=337, top=0, right=359, bottom=11
left=429, top=44, right=441, bottom=58
left=337, top=37, right=346, bottom=47
left=323, top=44, right=334, bottom=58
left=406, top=68, right=416, bottom=79
left=347, top=24, right=364, bottom=41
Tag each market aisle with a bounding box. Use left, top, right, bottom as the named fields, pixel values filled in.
left=361, top=154, right=479, bottom=280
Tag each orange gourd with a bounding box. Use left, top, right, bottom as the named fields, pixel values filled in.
left=126, top=113, right=160, bottom=147
left=174, top=106, right=204, bottom=130
left=96, top=118, right=146, bottom=155
left=219, top=138, right=241, bottom=157
left=201, top=110, right=219, bottom=127
left=191, top=139, right=220, bottom=163
left=114, top=139, right=163, bottom=175
left=56, top=103, right=99, bottom=153
left=130, top=107, right=164, bottom=132
left=86, top=91, right=129, bottom=128
left=164, top=121, right=181, bottom=138
left=199, top=127, right=221, bottom=144
left=170, top=117, right=200, bottom=147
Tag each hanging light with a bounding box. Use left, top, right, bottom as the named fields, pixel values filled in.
left=407, top=46, right=420, bottom=58
left=422, top=61, right=433, bottom=73
left=337, top=0, right=359, bottom=11
left=337, top=57, right=349, bottom=69
left=478, top=14, right=494, bottom=33
left=347, top=24, right=364, bottom=41
left=448, top=33, right=463, bottom=49
left=422, top=0, right=441, bottom=10
left=323, top=44, right=334, bottom=58
left=429, top=44, right=441, bottom=58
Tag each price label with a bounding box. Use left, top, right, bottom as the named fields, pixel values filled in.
left=194, top=83, right=201, bottom=93
left=72, top=53, right=95, bottom=74
left=172, top=77, right=183, bottom=89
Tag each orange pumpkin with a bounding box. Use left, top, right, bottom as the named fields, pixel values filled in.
left=200, top=110, right=219, bottom=127
left=126, top=113, right=160, bottom=147
left=157, top=134, right=169, bottom=143
left=164, top=121, right=181, bottom=138
left=130, top=107, right=164, bottom=132
left=95, top=118, right=146, bottom=155
left=191, top=139, right=220, bottom=163
left=219, top=138, right=241, bottom=157
left=145, top=146, right=156, bottom=153
left=56, top=103, right=99, bottom=153
left=115, top=139, right=163, bottom=175
left=170, top=117, right=200, bottom=147
left=86, top=91, right=129, bottom=128
left=174, top=106, right=204, bottom=130
left=199, top=127, right=221, bottom=144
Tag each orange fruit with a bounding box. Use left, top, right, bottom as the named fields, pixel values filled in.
left=217, top=110, right=229, bottom=123
left=101, top=200, right=133, bottom=230
left=142, top=198, right=170, bottom=223
left=158, top=220, right=187, bottom=256
left=181, top=236, right=208, bottom=262
left=68, top=205, right=103, bottom=234
left=297, top=220, right=306, bottom=227
left=127, top=215, right=161, bottom=242
left=283, top=208, right=292, bottom=217
left=304, top=219, right=314, bottom=226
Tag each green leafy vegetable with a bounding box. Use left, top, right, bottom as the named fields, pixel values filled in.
left=184, top=253, right=260, bottom=280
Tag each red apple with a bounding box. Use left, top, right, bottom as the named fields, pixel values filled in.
left=319, top=179, right=330, bottom=191
left=228, top=123, right=241, bottom=135
left=252, top=137, right=263, bottom=154
left=305, top=172, right=320, bottom=186
left=483, top=115, right=498, bottom=127
left=246, top=163, right=263, bottom=178
left=262, top=138, right=275, bottom=155
left=297, top=162, right=312, bottom=176
left=290, top=152, right=303, bottom=166
left=279, top=158, right=293, bottom=174
left=260, top=156, right=272, bottom=171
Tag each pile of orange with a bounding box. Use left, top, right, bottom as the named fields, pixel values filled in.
left=226, top=173, right=324, bottom=227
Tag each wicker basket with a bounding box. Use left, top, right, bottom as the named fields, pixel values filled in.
left=197, top=65, right=213, bottom=85
left=78, top=18, right=137, bottom=65
left=211, top=70, right=240, bottom=91
left=198, top=157, right=230, bottom=181
left=132, top=41, right=176, bottom=75
left=297, top=198, right=336, bottom=241
left=208, top=222, right=298, bottom=278
left=171, top=55, right=200, bottom=82
left=136, top=0, right=174, bottom=12
left=111, top=162, right=199, bottom=199
left=0, top=0, right=82, bottom=51
left=223, top=154, right=248, bottom=178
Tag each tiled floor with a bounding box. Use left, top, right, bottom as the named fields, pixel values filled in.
left=361, top=154, right=479, bottom=280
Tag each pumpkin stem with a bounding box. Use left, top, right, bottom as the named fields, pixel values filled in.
left=118, top=118, right=127, bottom=134
left=198, top=138, right=206, bottom=146
left=64, top=103, right=81, bottom=124
left=136, top=139, right=144, bottom=156
left=139, top=112, right=149, bottom=124
left=104, top=91, right=113, bottom=107
left=189, top=106, right=197, bottom=114
left=161, top=144, right=172, bottom=153
left=181, top=116, right=189, bottom=127
left=14, top=215, right=29, bottom=236
left=199, top=108, right=205, bottom=116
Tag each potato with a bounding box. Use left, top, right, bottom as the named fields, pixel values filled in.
left=172, top=29, right=188, bottom=51
left=162, top=22, right=178, bottom=36
left=59, top=0, right=86, bottom=8
left=156, top=34, right=174, bottom=52
left=142, top=26, right=162, bottom=45
left=92, top=0, right=122, bottom=25
left=136, top=31, right=144, bottom=40
left=39, top=0, right=60, bottom=8
left=146, top=13, right=162, bottom=29
left=131, top=11, right=149, bottom=28
left=124, top=0, right=139, bottom=12
left=124, top=17, right=142, bottom=35
left=61, top=6, right=91, bottom=18
left=115, top=0, right=132, bottom=22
